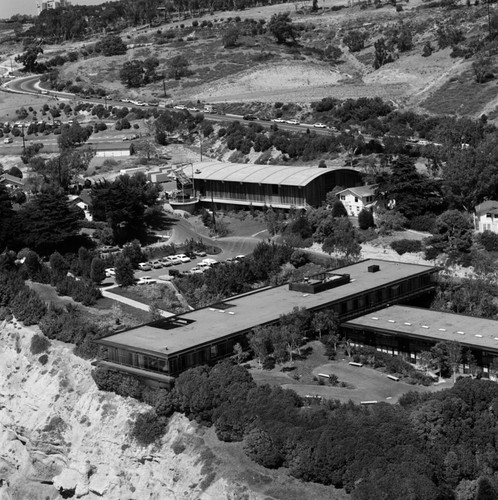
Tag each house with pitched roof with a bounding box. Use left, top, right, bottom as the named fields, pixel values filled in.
left=336, top=185, right=377, bottom=217
left=474, top=200, right=498, bottom=233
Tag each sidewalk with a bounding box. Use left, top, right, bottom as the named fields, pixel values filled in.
left=101, top=287, right=175, bottom=318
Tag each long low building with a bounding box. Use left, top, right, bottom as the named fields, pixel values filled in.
left=342, top=305, right=498, bottom=376
left=96, top=259, right=437, bottom=386
left=184, top=161, right=363, bottom=210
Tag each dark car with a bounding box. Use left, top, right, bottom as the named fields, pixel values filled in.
left=243, top=114, right=257, bottom=121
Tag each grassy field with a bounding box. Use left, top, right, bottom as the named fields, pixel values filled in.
left=250, top=341, right=452, bottom=404
left=421, top=69, right=498, bottom=116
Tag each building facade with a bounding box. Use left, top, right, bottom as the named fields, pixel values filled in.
left=336, top=185, right=376, bottom=217
left=184, top=161, right=363, bottom=211
left=342, top=305, right=498, bottom=376
left=37, top=0, right=71, bottom=15
left=474, top=200, right=498, bottom=233
left=96, top=260, right=438, bottom=385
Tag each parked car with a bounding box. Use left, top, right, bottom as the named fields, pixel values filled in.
left=105, top=268, right=116, bottom=277
left=3, top=137, right=12, bottom=144
left=137, top=276, right=157, bottom=285
left=243, top=114, right=257, bottom=121
left=272, top=118, right=285, bottom=123
left=161, top=257, right=173, bottom=267
left=174, top=105, right=187, bottom=110
left=194, top=250, right=207, bottom=257
left=167, top=255, right=182, bottom=265
left=286, top=119, right=300, bottom=125
left=187, top=107, right=200, bottom=112
left=138, top=262, right=152, bottom=271
left=313, top=123, right=327, bottom=128
left=152, top=260, right=163, bottom=269
left=177, top=254, right=191, bottom=263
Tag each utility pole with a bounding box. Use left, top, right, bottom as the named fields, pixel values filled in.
left=21, top=124, right=26, bottom=155
left=162, top=72, right=167, bottom=97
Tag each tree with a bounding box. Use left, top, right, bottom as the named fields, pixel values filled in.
left=121, top=239, right=145, bottom=267
left=446, top=341, right=462, bottom=382
left=149, top=300, right=163, bottom=321
left=114, top=256, right=135, bottom=287
left=322, top=218, right=361, bottom=262
left=358, top=208, right=375, bottom=230
left=167, top=55, right=190, bottom=80
left=49, top=251, right=69, bottom=283
left=0, top=184, right=15, bottom=252
left=473, top=56, right=494, bottom=84
left=375, top=208, right=407, bottom=235
left=375, top=155, right=444, bottom=220
left=120, top=60, right=145, bottom=88
left=21, top=143, right=44, bottom=165
left=425, top=210, right=473, bottom=263
left=15, top=189, right=85, bottom=255
left=331, top=200, right=348, bottom=218
left=58, top=122, right=91, bottom=151
left=15, top=45, right=43, bottom=72
left=311, top=310, right=338, bottom=339
left=268, top=13, right=298, bottom=44
left=343, top=30, right=366, bottom=52
left=98, top=34, right=127, bottom=56
left=90, top=257, right=106, bottom=284
left=222, top=25, right=239, bottom=48
left=249, top=326, right=272, bottom=367
left=373, top=37, right=395, bottom=69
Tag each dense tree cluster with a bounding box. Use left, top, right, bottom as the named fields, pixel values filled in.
left=120, top=57, right=160, bottom=88
left=90, top=173, right=161, bottom=245
left=175, top=241, right=294, bottom=308
left=93, top=360, right=498, bottom=499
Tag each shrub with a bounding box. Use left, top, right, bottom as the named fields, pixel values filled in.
left=390, top=239, right=422, bottom=255
left=477, top=230, right=498, bottom=252
left=408, top=214, right=436, bottom=233
left=38, top=354, right=49, bottom=365
left=131, top=410, right=167, bottom=446
left=358, top=208, right=375, bottom=230
left=30, top=334, right=51, bottom=355
left=92, top=366, right=145, bottom=399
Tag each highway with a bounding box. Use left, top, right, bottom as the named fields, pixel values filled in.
left=2, top=75, right=338, bottom=138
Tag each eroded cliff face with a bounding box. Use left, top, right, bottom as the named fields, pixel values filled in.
left=0, top=319, right=241, bottom=500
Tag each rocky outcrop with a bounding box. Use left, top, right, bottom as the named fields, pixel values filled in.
left=0, top=319, right=239, bottom=500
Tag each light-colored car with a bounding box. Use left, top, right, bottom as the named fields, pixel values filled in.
left=105, top=268, right=116, bottom=277
left=286, top=119, right=300, bottom=125
left=161, top=257, right=173, bottom=267
left=174, top=105, right=187, bottom=110
left=137, top=276, right=157, bottom=285
left=190, top=267, right=205, bottom=274
left=3, top=137, right=13, bottom=144
left=167, top=255, right=182, bottom=265
left=187, top=107, right=200, bottom=112
left=272, top=118, right=285, bottom=123
left=177, top=254, right=191, bottom=263
left=313, top=123, right=327, bottom=128
left=194, top=250, right=207, bottom=257
left=152, top=260, right=163, bottom=269
left=138, top=262, right=152, bottom=271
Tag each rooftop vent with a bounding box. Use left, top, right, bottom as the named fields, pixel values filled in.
left=388, top=320, right=395, bottom=323
left=438, top=328, right=446, bottom=332
left=371, top=317, right=379, bottom=320
left=458, top=331, right=465, bottom=335
left=368, top=265, right=380, bottom=273
left=421, top=325, right=429, bottom=329
left=404, top=322, right=412, bottom=326
left=475, top=334, right=483, bottom=338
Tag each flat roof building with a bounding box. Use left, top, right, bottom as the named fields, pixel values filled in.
left=342, top=305, right=498, bottom=375
left=184, top=161, right=363, bottom=210
left=96, top=259, right=437, bottom=385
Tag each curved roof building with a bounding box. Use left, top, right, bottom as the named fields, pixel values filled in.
left=182, top=161, right=363, bottom=210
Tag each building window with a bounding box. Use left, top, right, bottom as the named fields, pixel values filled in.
left=355, top=197, right=358, bottom=202
left=210, top=345, right=218, bottom=357
left=272, top=184, right=278, bottom=195
left=340, top=195, right=345, bottom=200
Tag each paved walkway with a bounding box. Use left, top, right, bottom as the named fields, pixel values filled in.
left=101, top=287, right=175, bottom=318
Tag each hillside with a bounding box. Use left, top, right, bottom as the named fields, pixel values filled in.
left=0, top=318, right=348, bottom=500
left=38, top=0, right=498, bottom=120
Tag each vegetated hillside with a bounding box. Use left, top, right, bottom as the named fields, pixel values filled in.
left=0, top=318, right=348, bottom=500
left=45, top=0, right=498, bottom=119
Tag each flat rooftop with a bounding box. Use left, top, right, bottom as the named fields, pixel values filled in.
left=343, top=305, right=498, bottom=352
left=99, top=259, right=436, bottom=356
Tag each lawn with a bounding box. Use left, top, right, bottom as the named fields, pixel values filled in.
left=250, top=341, right=452, bottom=404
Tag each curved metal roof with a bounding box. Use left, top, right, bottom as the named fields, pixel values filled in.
left=182, top=161, right=358, bottom=187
